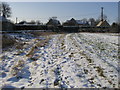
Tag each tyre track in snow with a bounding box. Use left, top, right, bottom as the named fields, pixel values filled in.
left=70, top=33, right=118, bottom=88
left=76, top=33, right=118, bottom=72
left=64, top=33, right=107, bottom=88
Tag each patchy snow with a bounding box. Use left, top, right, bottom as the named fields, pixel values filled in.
left=0, top=32, right=119, bottom=88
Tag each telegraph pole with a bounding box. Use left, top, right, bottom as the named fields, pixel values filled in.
left=101, top=7, right=104, bottom=21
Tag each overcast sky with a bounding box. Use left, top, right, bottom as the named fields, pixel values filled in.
left=7, top=2, right=118, bottom=24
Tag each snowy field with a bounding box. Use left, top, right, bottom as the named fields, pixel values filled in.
left=0, top=32, right=119, bottom=88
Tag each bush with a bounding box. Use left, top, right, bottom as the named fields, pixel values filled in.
left=2, top=34, right=17, bottom=48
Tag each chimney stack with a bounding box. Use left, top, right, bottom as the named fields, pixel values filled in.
left=101, top=7, right=104, bottom=21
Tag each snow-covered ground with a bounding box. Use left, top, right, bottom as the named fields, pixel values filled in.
left=0, top=32, right=119, bottom=88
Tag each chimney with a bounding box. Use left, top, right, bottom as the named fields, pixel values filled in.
left=101, top=7, right=104, bottom=21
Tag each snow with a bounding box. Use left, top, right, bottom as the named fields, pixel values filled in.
left=0, top=32, right=119, bottom=88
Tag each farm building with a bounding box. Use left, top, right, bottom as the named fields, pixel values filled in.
left=63, top=18, right=89, bottom=27
left=62, top=18, right=90, bottom=32
left=46, top=17, right=61, bottom=32
left=63, top=18, right=77, bottom=26
left=0, top=16, right=14, bottom=31
left=95, top=7, right=111, bottom=32
left=46, top=18, right=61, bottom=27
left=95, top=20, right=110, bottom=32
left=96, top=20, right=110, bottom=28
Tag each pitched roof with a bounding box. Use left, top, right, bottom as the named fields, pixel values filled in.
left=65, top=18, right=89, bottom=25
left=47, top=19, right=61, bottom=25
left=97, top=20, right=110, bottom=27
left=52, top=19, right=60, bottom=24
left=18, top=21, right=27, bottom=24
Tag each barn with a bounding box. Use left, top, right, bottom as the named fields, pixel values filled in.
left=96, top=20, right=110, bottom=32
left=96, top=20, right=110, bottom=28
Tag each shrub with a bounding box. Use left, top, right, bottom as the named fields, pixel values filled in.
left=2, top=34, right=17, bottom=49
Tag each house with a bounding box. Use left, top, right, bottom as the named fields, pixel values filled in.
left=63, top=18, right=77, bottom=26
left=62, top=18, right=90, bottom=32
left=96, top=20, right=110, bottom=32
left=76, top=20, right=89, bottom=27
left=63, top=18, right=89, bottom=27
left=46, top=18, right=61, bottom=32
left=96, top=20, right=110, bottom=28
left=0, top=16, right=14, bottom=31
left=46, top=18, right=61, bottom=27
left=95, top=7, right=111, bottom=32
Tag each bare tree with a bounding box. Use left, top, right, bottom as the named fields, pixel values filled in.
left=36, top=20, right=41, bottom=25
left=81, top=18, right=87, bottom=22
left=95, top=19, right=100, bottom=26
left=89, top=18, right=96, bottom=26
left=0, top=2, right=11, bottom=18
left=98, top=14, right=108, bottom=21
left=50, top=16, right=57, bottom=20
left=29, top=20, right=36, bottom=24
